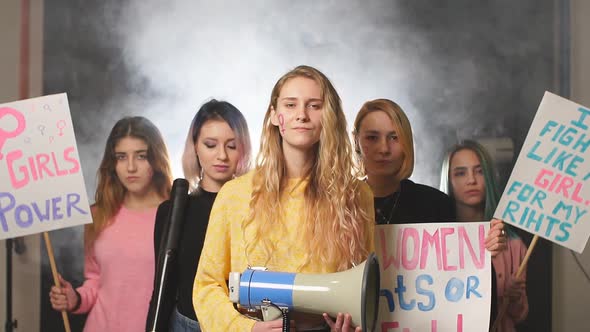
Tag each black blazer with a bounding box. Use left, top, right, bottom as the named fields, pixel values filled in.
left=146, top=189, right=216, bottom=331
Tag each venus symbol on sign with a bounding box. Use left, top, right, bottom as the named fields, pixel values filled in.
left=57, top=120, right=66, bottom=136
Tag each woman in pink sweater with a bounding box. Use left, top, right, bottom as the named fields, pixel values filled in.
left=440, top=140, right=528, bottom=332
left=49, top=116, right=173, bottom=331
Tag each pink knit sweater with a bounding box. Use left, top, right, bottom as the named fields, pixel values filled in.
left=492, top=236, right=529, bottom=332
left=73, top=206, right=157, bottom=332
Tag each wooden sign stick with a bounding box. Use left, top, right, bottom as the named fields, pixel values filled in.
left=43, top=232, right=72, bottom=332
left=490, top=234, right=539, bottom=332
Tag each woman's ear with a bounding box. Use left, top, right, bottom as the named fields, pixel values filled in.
left=270, top=106, right=279, bottom=126
left=352, top=131, right=361, bottom=154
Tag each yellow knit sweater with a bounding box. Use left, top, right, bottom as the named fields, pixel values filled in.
left=193, top=170, right=375, bottom=331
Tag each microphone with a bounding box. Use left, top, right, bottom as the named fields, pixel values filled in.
left=147, top=178, right=189, bottom=332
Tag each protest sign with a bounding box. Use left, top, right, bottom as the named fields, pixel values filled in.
left=376, top=222, right=491, bottom=332
left=0, top=93, right=91, bottom=239
left=495, top=91, right=590, bottom=253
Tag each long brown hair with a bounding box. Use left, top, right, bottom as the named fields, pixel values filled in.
left=85, top=116, right=173, bottom=251
left=245, top=65, right=372, bottom=272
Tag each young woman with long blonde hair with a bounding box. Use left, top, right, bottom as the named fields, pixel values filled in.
left=193, top=65, right=375, bottom=332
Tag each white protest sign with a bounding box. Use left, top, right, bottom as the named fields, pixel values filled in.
left=375, top=222, right=491, bottom=332
left=0, top=93, right=91, bottom=239
left=495, top=91, right=590, bottom=253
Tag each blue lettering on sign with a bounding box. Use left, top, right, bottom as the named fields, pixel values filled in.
left=394, top=275, right=415, bottom=310
left=526, top=140, right=585, bottom=176
left=380, top=274, right=438, bottom=313
left=501, top=199, right=573, bottom=242
left=445, top=277, right=464, bottom=302
left=571, top=107, right=590, bottom=130
left=0, top=192, right=88, bottom=233
left=466, top=275, right=482, bottom=299
left=380, top=288, right=395, bottom=313
left=416, top=274, right=435, bottom=311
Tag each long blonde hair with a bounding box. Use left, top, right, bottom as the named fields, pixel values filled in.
left=245, top=65, right=371, bottom=271
left=85, top=116, right=173, bottom=251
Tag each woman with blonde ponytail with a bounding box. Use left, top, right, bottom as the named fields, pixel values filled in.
left=193, top=65, right=375, bottom=332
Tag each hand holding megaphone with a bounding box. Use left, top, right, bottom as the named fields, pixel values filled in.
left=323, top=312, right=361, bottom=332
left=252, top=319, right=296, bottom=332
left=229, top=253, right=380, bottom=332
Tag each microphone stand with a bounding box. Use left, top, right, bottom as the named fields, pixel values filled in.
left=4, top=239, right=16, bottom=332
left=149, top=249, right=174, bottom=332
left=147, top=179, right=189, bottom=332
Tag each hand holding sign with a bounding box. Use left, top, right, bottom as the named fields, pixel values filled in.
left=49, top=274, right=78, bottom=312
left=485, top=219, right=507, bottom=257
left=1, top=94, right=86, bottom=332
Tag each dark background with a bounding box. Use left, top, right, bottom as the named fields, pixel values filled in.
left=40, top=1, right=559, bottom=331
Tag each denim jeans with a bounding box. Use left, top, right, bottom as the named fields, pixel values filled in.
left=170, top=307, right=201, bottom=332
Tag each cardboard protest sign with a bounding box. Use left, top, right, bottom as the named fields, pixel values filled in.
left=0, top=93, right=91, bottom=239
left=376, top=222, right=491, bottom=331
left=495, top=91, right=590, bottom=253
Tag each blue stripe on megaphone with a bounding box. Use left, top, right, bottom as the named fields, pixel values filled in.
left=239, top=269, right=295, bottom=308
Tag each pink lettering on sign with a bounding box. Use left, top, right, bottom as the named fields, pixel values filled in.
left=534, top=168, right=585, bottom=203
left=401, top=227, right=420, bottom=269
left=440, top=227, right=457, bottom=271
left=6, top=146, right=81, bottom=189
left=420, top=229, right=442, bottom=270
left=458, top=225, right=486, bottom=269
left=0, top=107, right=26, bottom=160
left=380, top=322, right=409, bottom=332
left=378, top=225, right=486, bottom=272
left=380, top=314, right=463, bottom=332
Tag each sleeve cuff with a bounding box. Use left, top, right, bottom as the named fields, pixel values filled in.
left=71, top=289, right=82, bottom=312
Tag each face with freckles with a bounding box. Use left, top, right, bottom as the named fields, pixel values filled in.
left=114, top=136, right=155, bottom=196
left=271, top=76, right=323, bottom=152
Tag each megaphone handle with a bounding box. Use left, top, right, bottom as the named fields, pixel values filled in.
left=261, top=301, right=290, bottom=332
left=261, top=303, right=283, bottom=321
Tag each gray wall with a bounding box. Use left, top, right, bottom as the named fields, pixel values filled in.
left=552, top=1, right=590, bottom=331
left=0, top=1, right=44, bottom=331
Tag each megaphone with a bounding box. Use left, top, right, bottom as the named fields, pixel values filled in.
left=228, top=253, right=380, bottom=332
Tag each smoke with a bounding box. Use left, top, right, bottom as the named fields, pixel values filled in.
left=112, top=0, right=429, bottom=180
left=37, top=2, right=557, bottom=330
left=42, top=0, right=555, bottom=195
left=40, top=0, right=556, bottom=273
left=39, top=0, right=556, bottom=258
left=100, top=0, right=551, bottom=187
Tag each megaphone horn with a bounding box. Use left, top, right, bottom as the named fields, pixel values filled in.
left=228, top=253, right=380, bottom=332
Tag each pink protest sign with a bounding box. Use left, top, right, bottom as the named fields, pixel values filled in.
left=376, top=222, right=491, bottom=332
left=495, top=92, right=590, bottom=253
left=0, top=93, right=91, bottom=239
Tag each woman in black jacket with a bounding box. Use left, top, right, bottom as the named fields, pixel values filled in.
left=352, top=98, right=503, bottom=329
left=352, top=98, right=454, bottom=224
left=147, top=99, right=251, bottom=332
